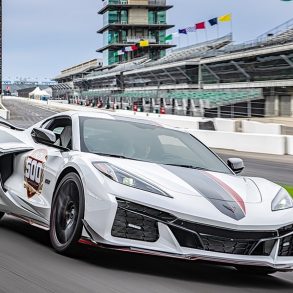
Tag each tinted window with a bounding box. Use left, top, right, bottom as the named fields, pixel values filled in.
left=79, top=117, right=231, bottom=174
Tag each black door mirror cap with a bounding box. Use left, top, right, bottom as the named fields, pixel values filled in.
left=227, top=158, right=245, bottom=174
left=31, top=127, right=56, bottom=144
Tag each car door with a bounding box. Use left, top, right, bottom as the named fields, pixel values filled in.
left=26, top=116, right=74, bottom=221
left=0, top=125, right=33, bottom=215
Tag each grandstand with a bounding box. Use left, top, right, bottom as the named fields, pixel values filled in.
left=70, top=18, right=293, bottom=117
left=53, top=59, right=103, bottom=99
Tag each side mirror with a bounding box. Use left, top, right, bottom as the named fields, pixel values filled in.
left=31, top=128, right=56, bottom=144
left=227, top=158, right=245, bottom=174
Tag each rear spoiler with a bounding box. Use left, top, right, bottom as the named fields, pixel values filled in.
left=0, top=119, right=25, bottom=131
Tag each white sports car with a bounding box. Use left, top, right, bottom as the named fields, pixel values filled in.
left=0, top=111, right=293, bottom=274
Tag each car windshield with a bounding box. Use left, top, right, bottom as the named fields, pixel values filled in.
left=79, top=117, right=232, bottom=174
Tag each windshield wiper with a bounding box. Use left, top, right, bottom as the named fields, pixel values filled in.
left=164, top=163, right=211, bottom=171
left=94, top=153, right=131, bottom=159
left=94, top=153, right=142, bottom=161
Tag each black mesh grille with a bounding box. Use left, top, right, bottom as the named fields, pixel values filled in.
left=117, top=199, right=176, bottom=222
left=279, top=224, right=293, bottom=236
left=200, top=235, right=256, bottom=255
left=279, top=235, right=293, bottom=256
left=111, top=202, right=159, bottom=242
left=170, top=220, right=277, bottom=256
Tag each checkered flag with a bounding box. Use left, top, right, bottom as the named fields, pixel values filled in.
left=186, top=26, right=197, bottom=33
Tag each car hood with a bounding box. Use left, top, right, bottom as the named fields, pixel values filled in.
left=104, top=158, right=262, bottom=204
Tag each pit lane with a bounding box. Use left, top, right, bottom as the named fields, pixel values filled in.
left=1, top=98, right=293, bottom=293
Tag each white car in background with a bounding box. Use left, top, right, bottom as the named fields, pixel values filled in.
left=0, top=111, right=293, bottom=275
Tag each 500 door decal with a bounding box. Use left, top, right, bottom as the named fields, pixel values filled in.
left=24, top=149, right=48, bottom=198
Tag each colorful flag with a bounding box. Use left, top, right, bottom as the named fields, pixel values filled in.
left=219, top=13, right=232, bottom=22
left=165, top=34, right=173, bottom=41
left=195, top=22, right=206, bottom=30
left=131, top=45, right=138, bottom=51
left=208, top=17, right=218, bottom=26
left=139, top=40, right=149, bottom=47
left=125, top=46, right=133, bottom=52
left=186, top=26, right=197, bottom=33
left=178, top=28, right=187, bottom=34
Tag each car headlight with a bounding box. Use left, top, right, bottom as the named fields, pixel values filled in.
left=272, top=188, right=293, bottom=211
left=93, top=162, right=171, bottom=197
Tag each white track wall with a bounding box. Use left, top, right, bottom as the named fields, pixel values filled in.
left=188, top=130, right=286, bottom=155
left=287, top=136, right=293, bottom=155
left=242, top=120, right=283, bottom=135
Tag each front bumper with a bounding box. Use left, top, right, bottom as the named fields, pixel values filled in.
left=83, top=198, right=293, bottom=271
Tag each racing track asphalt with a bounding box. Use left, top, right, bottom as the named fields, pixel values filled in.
left=0, top=98, right=293, bottom=293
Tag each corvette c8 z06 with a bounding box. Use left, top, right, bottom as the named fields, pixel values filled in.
left=0, top=111, right=293, bottom=275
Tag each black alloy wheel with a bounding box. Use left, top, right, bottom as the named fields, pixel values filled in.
left=50, top=172, right=84, bottom=254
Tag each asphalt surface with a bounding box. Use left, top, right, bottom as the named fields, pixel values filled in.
left=2, top=98, right=61, bottom=128
left=1, top=98, right=293, bottom=293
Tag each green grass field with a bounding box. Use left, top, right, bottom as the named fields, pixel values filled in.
left=283, top=186, right=293, bottom=197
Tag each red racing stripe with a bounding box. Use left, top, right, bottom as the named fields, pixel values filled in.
left=205, top=172, right=246, bottom=214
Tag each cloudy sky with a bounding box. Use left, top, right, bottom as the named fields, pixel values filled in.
left=3, top=0, right=293, bottom=81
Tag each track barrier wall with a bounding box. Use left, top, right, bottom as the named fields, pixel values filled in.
left=287, top=136, right=293, bottom=155
left=188, top=130, right=287, bottom=155
left=242, top=120, right=283, bottom=135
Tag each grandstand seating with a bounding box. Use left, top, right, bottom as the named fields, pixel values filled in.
left=82, top=90, right=112, bottom=97
left=112, top=89, right=262, bottom=109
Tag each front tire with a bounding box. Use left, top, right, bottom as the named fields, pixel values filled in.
left=50, top=172, right=84, bottom=254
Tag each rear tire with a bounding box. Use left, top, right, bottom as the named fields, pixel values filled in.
left=236, top=266, right=277, bottom=275
left=50, top=172, right=84, bottom=255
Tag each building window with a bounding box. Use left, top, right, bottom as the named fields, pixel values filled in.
left=148, top=11, right=156, bottom=24
left=108, top=50, right=119, bottom=65
left=157, top=11, right=166, bottom=24
left=159, top=30, right=166, bottom=44
left=109, top=11, right=119, bottom=23
left=121, top=10, right=128, bottom=24
left=105, top=10, right=128, bottom=24
left=148, top=11, right=166, bottom=24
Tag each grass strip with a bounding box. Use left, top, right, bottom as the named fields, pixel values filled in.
left=283, top=185, right=293, bottom=197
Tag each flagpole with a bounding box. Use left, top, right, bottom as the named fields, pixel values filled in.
left=230, top=14, right=233, bottom=36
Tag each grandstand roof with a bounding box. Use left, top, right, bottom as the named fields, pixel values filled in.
left=51, top=83, right=73, bottom=90
left=55, top=59, right=102, bottom=81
